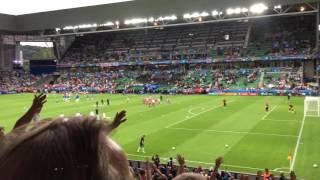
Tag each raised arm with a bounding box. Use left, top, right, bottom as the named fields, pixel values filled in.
left=176, top=154, right=185, bottom=175
left=110, top=110, right=127, bottom=130
left=13, top=94, right=47, bottom=130
left=209, top=157, right=223, bottom=180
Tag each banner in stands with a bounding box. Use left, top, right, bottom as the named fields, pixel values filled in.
left=208, top=89, right=316, bottom=96
left=57, top=54, right=312, bottom=68
left=0, top=90, right=17, bottom=94
left=239, top=93, right=258, bottom=96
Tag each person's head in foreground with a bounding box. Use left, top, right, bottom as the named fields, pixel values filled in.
left=0, top=111, right=133, bottom=180
left=174, top=173, right=207, bottom=180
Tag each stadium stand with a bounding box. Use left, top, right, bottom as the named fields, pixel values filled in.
left=60, top=16, right=315, bottom=66
left=0, top=70, right=40, bottom=92
left=62, top=21, right=249, bottom=63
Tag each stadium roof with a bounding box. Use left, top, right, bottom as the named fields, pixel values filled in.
left=0, top=0, right=133, bottom=15
left=0, top=0, right=318, bottom=32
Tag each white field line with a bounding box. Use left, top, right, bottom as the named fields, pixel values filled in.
left=262, top=119, right=301, bottom=123
left=166, top=101, right=234, bottom=128
left=273, top=167, right=290, bottom=171
left=188, top=107, right=205, bottom=116
left=290, top=116, right=306, bottom=171
left=262, top=105, right=278, bottom=120
left=167, top=127, right=298, bottom=138
left=127, top=153, right=288, bottom=173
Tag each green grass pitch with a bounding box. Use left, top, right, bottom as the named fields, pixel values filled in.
left=0, top=94, right=319, bottom=180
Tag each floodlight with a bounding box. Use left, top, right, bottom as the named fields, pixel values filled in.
left=234, top=8, right=241, bottom=14
left=200, top=12, right=209, bottom=17
left=156, top=15, right=177, bottom=21
left=63, top=26, right=75, bottom=30
left=99, top=22, right=115, bottom=26
left=226, top=8, right=234, bottom=15
left=124, top=18, right=148, bottom=25
left=106, top=22, right=115, bottom=26
left=212, top=10, right=219, bottom=16
left=170, top=15, right=177, bottom=20
left=183, top=13, right=191, bottom=19
left=250, top=3, right=268, bottom=14
left=193, top=12, right=200, bottom=17
left=115, top=21, right=120, bottom=28
left=148, top=17, right=154, bottom=22
left=241, top=8, right=249, bottom=13
left=274, top=5, right=282, bottom=9
left=184, top=12, right=207, bottom=19
left=300, top=6, right=305, bottom=12
left=77, top=24, right=97, bottom=29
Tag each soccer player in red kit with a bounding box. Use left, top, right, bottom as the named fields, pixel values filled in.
left=223, top=99, right=227, bottom=107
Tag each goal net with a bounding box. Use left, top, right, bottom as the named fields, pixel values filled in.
left=304, top=97, right=320, bottom=117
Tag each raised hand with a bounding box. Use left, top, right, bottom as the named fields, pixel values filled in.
left=111, top=110, right=127, bottom=130
left=209, top=157, right=224, bottom=180
left=176, top=154, right=185, bottom=166
left=176, top=154, right=185, bottom=174
left=30, top=93, right=47, bottom=114
left=13, top=93, right=47, bottom=129
left=215, top=157, right=223, bottom=167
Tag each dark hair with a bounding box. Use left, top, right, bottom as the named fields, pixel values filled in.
left=0, top=116, right=133, bottom=180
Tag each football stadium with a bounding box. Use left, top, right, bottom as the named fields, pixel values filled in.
left=0, top=0, right=320, bottom=180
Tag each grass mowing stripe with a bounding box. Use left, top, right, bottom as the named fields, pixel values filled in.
left=166, top=101, right=234, bottom=128
left=290, top=115, right=306, bottom=171
left=167, top=127, right=298, bottom=138
left=262, top=105, right=278, bottom=120
left=262, top=119, right=300, bottom=123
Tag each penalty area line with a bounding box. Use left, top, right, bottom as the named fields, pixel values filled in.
left=166, top=101, right=234, bottom=128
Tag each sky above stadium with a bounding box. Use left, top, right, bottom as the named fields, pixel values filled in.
left=0, top=0, right=133, bottom=15
left=20, top=42, right=53, bottom=47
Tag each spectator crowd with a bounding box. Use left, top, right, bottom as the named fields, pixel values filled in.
left=0, top=65, right=313, bottom=95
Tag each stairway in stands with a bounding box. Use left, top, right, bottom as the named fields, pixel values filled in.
left=33, top=74, right=60, bottom=88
